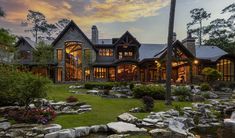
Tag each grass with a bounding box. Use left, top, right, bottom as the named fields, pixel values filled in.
left=47, top=84, right=192, bottom=129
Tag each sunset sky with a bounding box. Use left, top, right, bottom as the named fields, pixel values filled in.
left=0, top=0, right=234, bottom=43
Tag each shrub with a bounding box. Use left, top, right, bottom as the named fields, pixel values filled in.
left=142, top=96, right=154, bottom=112
left=200, top=83, right=211, bottom=91
left=66, top=96, right=78, bottom=103
left=172, top=86, right=191, bottom=101
left=202, top=92, right=210, bottom=99
left=202, top=67, right=222, bottom=82
left=0, top=65, right=52, bottom=106
left=133, top=85, right=165, bottom=100
left=6, top=108, right=56, bottom=124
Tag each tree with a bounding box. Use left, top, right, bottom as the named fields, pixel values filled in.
left=166, top=0, right=176, bottom=105
left=222, top=3, right=235, bottom=39
left=32, top=41, right=54, bottom=65
left=0, top=28, right=16, bottom=51
left=0, top=7, right=5, bottom=17
left=26, top=10, right=57, bottom=43
left=187, top=8, right=211, bottom=45
left=204, top=19, right=231, bottom=39
left=202, top=67, right=222, bottom=83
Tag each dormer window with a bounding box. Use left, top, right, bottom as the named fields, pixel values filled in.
left=99, top=49, right=113, bottom=56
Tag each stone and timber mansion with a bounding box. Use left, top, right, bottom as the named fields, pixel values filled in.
left=14, top=21, right=235, bottom=83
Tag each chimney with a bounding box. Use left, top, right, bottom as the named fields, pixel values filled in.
left=173, top=32, right=177, bottom=42
left=182, top=32, right=196, bottom=56
left=92, top=25, right=98, bottom=44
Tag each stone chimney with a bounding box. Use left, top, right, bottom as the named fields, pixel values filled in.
left=92, top=25, right=98, bottom=44
left=182, top=32, right=196, bottom=56
left=173, top=32, right=177, bottom=42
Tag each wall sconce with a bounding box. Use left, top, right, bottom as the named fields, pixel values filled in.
left=194, top=60, right=199, bottom=64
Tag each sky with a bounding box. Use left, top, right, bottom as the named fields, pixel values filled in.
left=0, top=0, right=234, bottom=44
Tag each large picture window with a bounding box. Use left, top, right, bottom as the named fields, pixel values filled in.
left=117, top=64, right=137, bottom=81
left=217, top=59, right=234, bottom=81
left=65, top=41, right=82, bottom=81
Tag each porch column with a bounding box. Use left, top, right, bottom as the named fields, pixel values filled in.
left=189, top=61, right=193, bottom=83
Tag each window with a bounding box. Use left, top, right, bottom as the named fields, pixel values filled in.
left=99, top=49, right=113, bottom=56
left=124, top=52, right=133, bottom=57
left=57, top=67, right=63, bottom=82
left=57, top=49, right=63, bottom=63
left=217, top=59, right=234, bottom=81
left=94, top=67, right=107, bottom=79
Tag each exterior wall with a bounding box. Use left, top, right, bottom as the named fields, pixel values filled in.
left=96, top=48, right=115, bottom=62
left=16, top=41, right=34, bottom=64
left=53, top=26, right=96, bottom=83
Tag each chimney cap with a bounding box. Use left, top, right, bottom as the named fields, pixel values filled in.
left=173, top=32, right=177, bottom=36
left=92, top=25, right=97, bottom=29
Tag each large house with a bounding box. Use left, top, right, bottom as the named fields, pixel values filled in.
left=15, top=21, right=235, bottom=83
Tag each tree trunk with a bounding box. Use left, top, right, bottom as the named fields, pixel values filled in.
left=165, top=0, right=176, bottom=105
left=199, top=20, right=202, bottom=45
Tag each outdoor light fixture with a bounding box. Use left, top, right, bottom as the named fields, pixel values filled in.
left=194, top=60, right=199, bottom=64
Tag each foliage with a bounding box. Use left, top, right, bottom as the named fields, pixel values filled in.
left=32, top=41, right=54, bottom=65
left=187, top=8, right=211, bottom=45
left=0, top=65, right=52, bottom=106
left=6, top=108, right=56, bottom=124
left=174, top=104, right=183, bottom=116
left=0, top=7, right=5, bottom=17
left=26, top=10, right=57, bottom=42
left=200, top=83, right=211, bottom=91
left=172, top=86, right=191, bottom=101
left=202, top=67, right=222, bottom=82
left=66, top=96, right=78, bottom=103
left=202, top=92, right=210, bottom=99
left=132, top=85, right=165, bottom=100
left=142, top=96, right=154, bottom=112
left=0, top=28, right=16, bottom=50
left=213, top=82, right=227, bottom=91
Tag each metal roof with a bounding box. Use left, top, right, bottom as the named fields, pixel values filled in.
left=195, top=45, right=228, bottom=62
left=139, top=43, right=166, bottom=60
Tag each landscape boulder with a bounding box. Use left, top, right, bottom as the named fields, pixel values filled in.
left=107, top=122, right=147, bottom=134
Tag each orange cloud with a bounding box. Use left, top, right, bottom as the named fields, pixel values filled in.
left=1, top=0, right=169, bottom=27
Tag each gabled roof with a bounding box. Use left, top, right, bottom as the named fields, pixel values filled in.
left=114, top=31, right=141, bottom=47
left=16, top=37, right=36, bottom=49
left=52, top=20, right=97, bottom=51
left=139, top=44, right=166, bottom=60
left=154, top=40, right=195, bottom=59
left=195, top=45, right=228, bottom=62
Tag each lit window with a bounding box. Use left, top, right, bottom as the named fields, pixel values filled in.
left=57, top=49, right=63, bottom=63
left=99, top=49, right=113, bottom=56
left=94, top=67, right=107, bottom=79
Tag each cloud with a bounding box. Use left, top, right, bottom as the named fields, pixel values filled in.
left=1, top=0, right=169, bottom=25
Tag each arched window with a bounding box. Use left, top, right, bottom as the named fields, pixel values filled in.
left=217, top=59, right=234, bottom=81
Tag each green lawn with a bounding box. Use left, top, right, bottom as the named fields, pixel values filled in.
left=47, top=84, right=191, bottom=129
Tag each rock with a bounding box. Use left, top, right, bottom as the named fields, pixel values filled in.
left=143, top=118, right=162, bottom=124
left=183, top=107, right=192, bottom=110
left=87, top=90, right=99, bottom=95
left=44, top=124, right=62, bottom=133
left=80, top=104, right=92, bottom=108
left=117, top=113, right=138, bottom=124
left=107, top=122, right=147, bottom=134
left=166, top=109, right=179, bottom=116
left=74, top=126, right=90, bottom=137
left=129, top=107, right=142, bottom=113
left=90, top=125, right=108, bottom=133
left=149, top=129, right=171, bottom=137
left=168, top=120, right=187, bottom=136
left=107, top=134, right=130, bottom=138
left=0, top=121, right=11, bottom=130
left=45, top=129, right=75, bottom=138
left=69, top=85, right=83, bottom=89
